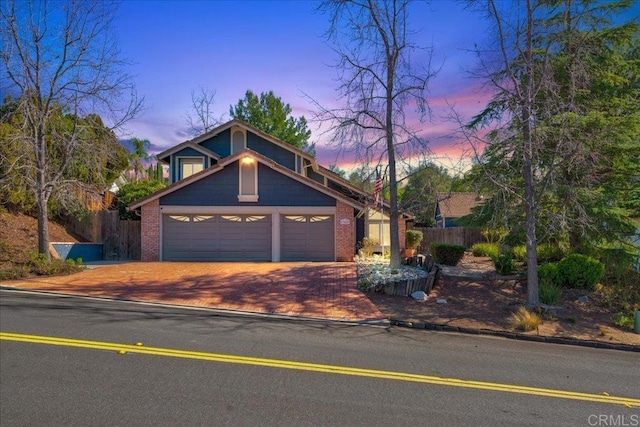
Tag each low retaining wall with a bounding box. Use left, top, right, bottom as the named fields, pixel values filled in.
left=372, top=269, right=439, bottom=297
left=51, top=242, right=103, bottom=262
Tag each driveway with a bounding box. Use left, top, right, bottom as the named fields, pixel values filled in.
left=1, top=262, right=385, bottom=322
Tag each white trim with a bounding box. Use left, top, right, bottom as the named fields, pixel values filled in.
left=157, top=142, right=221, bottom=163
left=238, top=195, right=259, bottom=202
left=159, top=206, right=336, bottom=215
left=272, top=215, right=281, bottom=262
left=176, top=156, right=205, bottom=181
left=230, top=126, right=247, bottom=154
left=238, top=156, right=258, bottom=201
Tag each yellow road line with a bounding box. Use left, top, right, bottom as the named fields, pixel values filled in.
left=2, top=332, right=638, bottom=407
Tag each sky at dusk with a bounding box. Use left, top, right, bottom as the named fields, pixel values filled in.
left=114, top=0, right=493, bottom=172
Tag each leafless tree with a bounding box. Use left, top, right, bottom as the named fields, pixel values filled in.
left=185, top=86, right=221, bottom=135
left=314, top=0, right=438, bottom=268
left=1, top=0, right=142, bottom=260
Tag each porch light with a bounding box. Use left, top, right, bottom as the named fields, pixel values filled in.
left=241, top=156, right=255, bottom=165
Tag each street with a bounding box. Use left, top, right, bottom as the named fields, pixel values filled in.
left=1, top=290, right=638, bottom=426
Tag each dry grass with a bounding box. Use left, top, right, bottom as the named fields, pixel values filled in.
left=511, top=306, right=541, bottom=332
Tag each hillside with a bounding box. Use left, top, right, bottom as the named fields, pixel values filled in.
left=0, top=211, right=82, bottom=272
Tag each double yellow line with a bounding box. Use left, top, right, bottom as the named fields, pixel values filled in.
left=2, top=332, right=638, bottom=407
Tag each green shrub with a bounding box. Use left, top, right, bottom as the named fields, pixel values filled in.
left=405, top=230, right=423, bottom=250
left=430, top=243, right=466, bottom=266
left=493, top=251, right=516, bottom=275
left=27, top=251, right=84, bottom=276
left=539, top=279, right=563, bottom=305
left=558, top=254, right=605, bottom=290
left=537, top=243, right=566, bottom=263
left=358, top=238, right=378, bottom=258
left=538, top=263, right=560, bottom=286
left=471, top=243, right=499, bottom=259
left=512, top=245, right=527, bottom=262
left=612, top=312, right=635, bottom=330
left=481, top=227, right=509, bottom=244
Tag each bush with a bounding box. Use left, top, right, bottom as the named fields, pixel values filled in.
left=512, top=245, right=527, bottom=262
left=539, top=279, right=563, bottom=305
left=511, top=306, right=540, bottom=332
left=430, top=243, right=466, bottom=266
left=116, top=180, right=167, bottom=220
left=405, top=230, right=423, bottom=250
left=537, top=243, right=566, bottom=263
left=471, top=243, right=499, bottom=259
left=493, top=251, right=516, bottom=275
left=538, top=263, right=560, bottom=286
left=28, top=251, right=84, bottom=276
left=558, top=254, right=605, bottom=290
left=358, top=238, right=378, bottom=258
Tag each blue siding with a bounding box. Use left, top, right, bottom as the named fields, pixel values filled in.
left=200, top=129, right=231, bottom=157
left=308, top=169, right=325, bottom=184
left=247, top=132, right=296, bottom=170
left=161, top=162, right=336, bottom=207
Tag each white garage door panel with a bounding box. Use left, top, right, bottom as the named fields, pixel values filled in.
left=281, top=215, right=334, bottom=261
left=162, top=214, right=271, bottom=261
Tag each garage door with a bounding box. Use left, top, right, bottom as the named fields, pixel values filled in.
left=163, top=214, right=271, bottom=261
left=280, top=215, right=334, bottom=261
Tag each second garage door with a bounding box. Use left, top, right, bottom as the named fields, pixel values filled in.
left=163, top=214, right=271, bottom=261
left=280, top=215, right=334, bottom=261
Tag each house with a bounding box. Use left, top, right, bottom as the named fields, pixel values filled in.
left=128, top=119, right=407, bottom=262
left=434, top=192, right=483, bottom=228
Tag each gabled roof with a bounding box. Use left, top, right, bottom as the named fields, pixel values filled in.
left=128, top=148, right=365, bottom=210
left=157, top=141, right=221, bottom=164
left=156, top=119, right=316, bottom=165
left=436, top=192, right=483, bottom=218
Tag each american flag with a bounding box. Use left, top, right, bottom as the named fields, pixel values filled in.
left=373, top=170, right=382, bottom=207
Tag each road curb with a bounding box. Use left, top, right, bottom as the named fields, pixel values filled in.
left=0, top=287, right=390, bottom=327
left=389, top=319, right=640, bottom=352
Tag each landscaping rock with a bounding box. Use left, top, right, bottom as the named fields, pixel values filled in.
left=436, top=298, right=447, bottom=304
left=411, top=291, right=428, bottom=301
left=578, top=296, right=589, bottom=303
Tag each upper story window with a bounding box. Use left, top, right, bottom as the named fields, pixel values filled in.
left=231, top=129, right=246, bottom=154
left=238, top=156, right=258, bottom=202
left=179, top=157, right=204, bottom=180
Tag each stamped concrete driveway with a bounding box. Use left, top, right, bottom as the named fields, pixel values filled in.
left=2, top=262, right=385, bottom=322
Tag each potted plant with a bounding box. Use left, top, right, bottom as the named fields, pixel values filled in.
left=405, top=229, right=423, bottom=257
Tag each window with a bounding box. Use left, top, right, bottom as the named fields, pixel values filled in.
left=367, top=209, right=390, bottom=247
left=232, top=129, right=245, bottom=154
left=238, top=156, right=258, bottom=202
left=179, top=158, right=204, bottom=180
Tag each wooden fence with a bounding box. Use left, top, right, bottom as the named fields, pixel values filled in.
left=411, top=226, right=484, bottom=253
left=64, top=211, right=141, bottom=260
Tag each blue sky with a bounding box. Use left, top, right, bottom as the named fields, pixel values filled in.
left=114, top=0, right=490, bottom=170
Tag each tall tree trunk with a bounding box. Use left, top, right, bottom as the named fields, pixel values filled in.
left=523, top=0, right=539, bottom=307
left=387, top=60, right=401, bottom=268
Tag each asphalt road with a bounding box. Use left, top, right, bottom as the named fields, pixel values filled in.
left=1, top=290, right=638, bottom=427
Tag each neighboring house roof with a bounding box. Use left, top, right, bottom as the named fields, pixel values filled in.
left=436, top=192, right=483, bottom=218
left=128, top=148, right=364, bottom=210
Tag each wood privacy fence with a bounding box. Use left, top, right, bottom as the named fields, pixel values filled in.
left=411, top=227, right=484, bottom=253
left=65, top=211, right=141, bottom=260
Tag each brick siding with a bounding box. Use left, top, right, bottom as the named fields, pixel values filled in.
left=141, top=199, right=160, bottom=261
left=399, top=217, right=407, bottom=253
left=335, top=201, right=355, bottom=262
